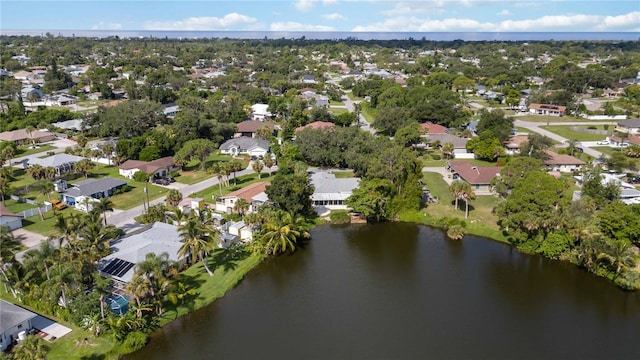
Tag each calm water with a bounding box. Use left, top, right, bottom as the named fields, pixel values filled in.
left=127, top=223, right=640, bottom=360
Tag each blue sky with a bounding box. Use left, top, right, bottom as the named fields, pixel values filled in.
left=1, top=1, right=639, bottom=32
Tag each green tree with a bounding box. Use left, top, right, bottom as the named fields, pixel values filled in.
left=260, top=211, right=310, bottom=255
left=476, top=110, right=514, bottom=143
left=12, top=335, right=50, bottom=360
left=174, top=139, right=217, bottom=171
left=74, top=158, right=95, bottom=178
left=166, top=189, right=183, bottom=207
left=491, top=157, right=544, bottom=198
left=0, top=228, right=21, bottom=298
left=233, top=198, right=250, bottom=216
left=598, top=202, right=640, bottom=246
left=93, top=197, right=114, bottom=226
left=346, top=178, right=394, bottom=222
left=394, top=122, right=422, bottom=148
left=178, top=214, right=217, bottom=276
left=580, top=168, right=620, bottom=209
left=230, top=159, right=245, bottom=185
left=252, top=160, right=264, bottom=179
left=265, top=164, right=315, bottom=216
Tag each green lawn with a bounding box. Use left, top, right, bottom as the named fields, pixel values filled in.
left=3, top=198, right=38, bottom=213
left=514, top=126, right=531, bottom=134
left=190, top=172, right=275, bottom=201
left=332, top=170, right=355, bottom=178
left=109, top=182, right=169, bottom=210
left=15, top=144, right=56, bottom=157
left=423, top=159, right=447, bottom=167
left=329, top=100, right=344, bottom=106
left=328, top=107, right=349, bottom=116
left=516, top=115, right=586, bottom=123
left=176, top=152, right=249, bottom=185
left=591, top=146, right=622, bottom=157
left=21, top=208, right=80, bottom=237
left=540, top=125, right=609, bottom=142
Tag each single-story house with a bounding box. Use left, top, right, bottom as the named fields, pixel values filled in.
left=118, top=156, right=180, bottom=179
left=98, top=222, right=185, bottom=288
left=0, top=204, right=22, bottom=231
left=250, top=103, right=272, bottom=121
left=25, top=153, right=85, bottom=176
left=446, top=161, right=503, bottom=194
left=542, top=150, right=586, bottom=173
left=309, top=171, right=360, bottom=212
left=0, top=129, right=56, bottom=145
left=528, top=103, right=566, bottom=116
left=49, top=95, right=76, bottom=107
left=20, top=86, right=44, bottom=100
left=61, top=177, right=127, bottom=208
left=616, top=118, right=640, bottom=135
left=215, top=181, right=270, bottom=214
left=301, top=74, right=317, bottom=84
left=608, top=135, right=640, bottom=147
left=51, top=118, right=86, bottom=131
left=162, top=104, right=180, bottom=117
left=219, top=137, right=270, bottom=158
left=504, top=135, right=529, bottom=155
left=0, top=300, right=38, bottom=351
left=295, top=121, right=336, bottom=133
left=226, top=220, right=254, bottom=242
left=419, top=122, right=448, bottom=134
left=234, top=120, right=277, bottom=138
left=423, top=133, right=473, bottom=159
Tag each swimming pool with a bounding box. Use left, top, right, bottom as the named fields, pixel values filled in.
left=108, top=294, right=130, bottom=316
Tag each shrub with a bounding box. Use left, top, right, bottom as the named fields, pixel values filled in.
left=587, top=126, right=597, bottom=130
left=121, top=331, right=148, bottom=353
left=431, top=154, right=441, bottom=160
left=133, top=171, right=149, bottom=183
left=329, top=210, right=350, bottom=224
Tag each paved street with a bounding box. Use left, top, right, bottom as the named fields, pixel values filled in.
left=342, top=95, right=375, bottom=134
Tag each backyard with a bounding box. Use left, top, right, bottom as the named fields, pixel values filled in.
left=176, top=152, right=249, bottom=185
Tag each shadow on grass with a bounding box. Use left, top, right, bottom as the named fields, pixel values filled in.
left=209, top=245, right=251, bottom=273
left=163, top=272, right=206, bottom=316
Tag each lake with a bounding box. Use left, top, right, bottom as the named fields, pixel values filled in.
left=127, top=223, right=640, bottom=360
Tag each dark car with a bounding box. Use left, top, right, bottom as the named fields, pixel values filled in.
left=154, top=178, right=170, bottom=186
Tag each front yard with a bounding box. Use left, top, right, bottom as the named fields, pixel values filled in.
left=540, top=125, right=610, bottom=142
left=176, top=152, right=249, bottom=185
left=190, top=172, right=275, bottom=202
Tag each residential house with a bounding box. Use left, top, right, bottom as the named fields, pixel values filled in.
left=419, top=122, right=448, bottom=134
left=219, top=137, right=270, bottom=158
left=0, top=128, right=56, bottom=145
left=49, top=95, right=76, bottom=106
left=51, top=118, right=86, bottom=131
left=301, top=74, right=317, bottom=84
left=162, top=104, right=180, bottom=118
left=309, top=171, right=360, bottom=212
left=98, top=222, right=185, bottom=288
left=215, top=181, right=270, bottom=214
left=446, top=161, right=502, bottom=194
left=423, top=133, right=473, bottom=159
left=61, top=177, right=127, bottom=209
left=542, top=150, right=586, bottom=173
left=528, top=103, right=567, bottom=116
left=226, top=220, right=254, bottom=242
left=608, top=135, right=640, bottom=147
left=616, top=118, right=640, bottom=135
left=503, top=135, right=529, bottom=155
left=0, top=300, right=37, bottom=351
left=250, top=103, right=272, bottom=121
left=295, top=121, right=336, bottom=133
left=234, top=120, right=277, bottom=138
left=25, top=154, right=85, bottom=176
left=118, top=156, right=180, bottom=179
left=0, top=204, right=22, bottom=231
left=20, top=86, right=44, bottom=100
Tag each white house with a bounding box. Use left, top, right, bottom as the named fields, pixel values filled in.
left=219, top=137, right=270, bottom=158
left=0, top=300, right=37, bottom=351
left=309, top=171, right=360, bottom=213
left=226, top=220, right=254, bottom=242
left=0, top=205, right=22, bottom=231
left=215, top=181, right=270, bottom=214
left=250, top=103, right=271, bottom=121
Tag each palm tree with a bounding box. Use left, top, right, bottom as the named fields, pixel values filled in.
left=74, top=158, right=95, bottom=178
left=165, top=189, right=183, bottom=207
left=263, top=156, right=275, bottom=176
left=1, top=145, right=15, bottom=167
left=35, top=178, right=55, bottom=211
left=0, top=175, right=12, bottom=206
left=12, top=335, right=50, bottom=360
left=231, top=159, right=244, bottom=185
left=178, top=216, right=217, bottom=276
left=23, top=239, right=57, bottom=281
left=211, top=162, right=225, bottom=197
left=459, top=181, right=476, bottom=219
left=448, top=180, right=466, bottom=210
left=599, top=240, right=636, bottom=275
left=252, top=160, right=264, bottom=179
left=233, top=198, right=250, bottom=216
left=260, top=211, right=310, bottom=255
left=46, top=261, right=79, bottom=308
left=0, top=229, right=21, bottom=297
left=25, top=125, right=36, bottom=146
left=92, top=197, right=114, bottom=226
left=26, top=164, right=45, bottom=180
left=442, top=142, right=454, bottom=159
left=102, top=143, right=115, bottom=165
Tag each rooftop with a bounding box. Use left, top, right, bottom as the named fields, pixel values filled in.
left=296, top=121, right=336, bottom=132
left=220, top=137, right=270, bottom=151
left=543, top=151, right=586, bottom=166
left=223, top=181, right=271, bottom=202
left=236, top=120, right=277, bottom=133
left=65, top=177, right=127, bottom=198
left=310, top=172, right=360, bottom=201
left=0, top=299, right=37, bottom=334
left=27, top=153, right=84, bottom=168
left=448, top=161, right=502, bottom=185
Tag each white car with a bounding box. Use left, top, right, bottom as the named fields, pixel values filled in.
left=596, top=140, right=609, bottom=145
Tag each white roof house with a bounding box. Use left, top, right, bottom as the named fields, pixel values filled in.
left=309, top=172, right=360, bottom=212
left=26, top=153, right=85, bottom=176
left=0, top=300, right=38, bottom=351
left=219, top=137, right=270, bottom=157
left=250, top=103, right=271, bottom=121
left=98, top=222, right=184, bottom=284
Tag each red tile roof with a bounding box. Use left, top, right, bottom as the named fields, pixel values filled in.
left=542, top=151, right=586, bottom=166
left=295, top=121, right=336, bottom=132
left=448, top=161, right=502, bottom=185
left=236, top=121, right=276, bottom=133
left=118, top=156, right=176, bottom=173
left=419, top=122, right=448, bottom=134
left=224, top=181, right=270, bottom=202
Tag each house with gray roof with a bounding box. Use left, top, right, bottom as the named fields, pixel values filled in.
left=26, top=153, right=85, bottom=176
left=422, top=133, right=473, bottom=159
left=616, top=118, right=640, bottom=135
left=219, top=136, right=270, bottom=158
left=51, top=118, right=86, bottom=131
left=0, top=300, right=38, bottom=351
left=61, top=177, right=127, bottom=208
left=309, top=171, right=360, bottom=213
left=98, top=222, right=185, bottom=287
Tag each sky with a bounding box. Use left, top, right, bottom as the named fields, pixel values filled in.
left=1, top=0, right=639, bottom=32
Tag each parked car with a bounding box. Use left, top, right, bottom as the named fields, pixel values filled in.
left=163, top=176, right=175, bottom=183
left=154, top=178, right=170, bottom=186
left=596, top=140, right=609, bottom=145
left=50, top=199, right=67, bottom=210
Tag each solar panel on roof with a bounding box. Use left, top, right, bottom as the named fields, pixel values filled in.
left=114, top=262, right=134, bottom=278
left=102, top=259, right=120, bottom=274
left=103, top=258, right=135, bottom=278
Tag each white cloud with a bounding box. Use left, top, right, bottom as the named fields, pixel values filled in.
left=323, top=0, right=338, bottom=4
left=294, top=0, right=316, bottom=11
left=270, top=22, right=335, bottom=31
left=353, top=11, right=640, bottom=32
left=91, top=22, right=122, bottom=30
left=497, top=9, right=512, bottom=16
left=142, top=13, right=257, bottom=30
left=323, top=13, right=346, bottom=20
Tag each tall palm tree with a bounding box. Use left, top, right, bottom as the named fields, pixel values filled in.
left=26, top=164, right=45, bottom=180
left=165, top=189, right=183, bottom=207
left=263, top=156, right=275, bottom=176
left=102, top=143, right=115, bottom=165
left=23, top=239, right=57, bottom=281
left=1, top=145, right=15, bottom=167
left=442, top=142, right=454, bottom=159
left=234, top=198, right=250, bottom=216
left=93, top=197, right=114, bottom=226
left=231, top=159, right=244, bottom=185
left=0, top=175, right=12, bottom=206
left=12, top=335, right=50, bottom=360
left=0, top=229, right=21, bottom=297
left=25, top=125, right=36, bottom=146
left=459, top=181, right=476, bottom=219
left=448, top=180, right=466, bottom=210
left=599, top=240, right=636, bottom=275
left=35, top=178, right=55, bottom=210
left=211, top=162, right=225, bottom=196
left=178, top=216, right=217, bottom=276
left=260, top=211, right=310, bottom=255
left=252, top=160, right=264, bottom=179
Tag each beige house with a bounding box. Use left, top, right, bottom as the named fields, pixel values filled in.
left=0, top=129, right=56, bottom=145
left=528, top=103, right=566, bottom=116
left=118, top=157, right=179, bottom=179
left=215, top=181, right=270, bottom=214
left=543, top=151, right=586, bottom=173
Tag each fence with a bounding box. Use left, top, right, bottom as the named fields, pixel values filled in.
left=10, top=195, right=53, bottom=219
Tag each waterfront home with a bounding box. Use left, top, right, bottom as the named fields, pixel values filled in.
left=215, top=181, right=270, bottom=214
left=446, top=161, right=502, bottom=194
left=309, top=171, right=360, bottom=212
left=528, top=103, right=566, bottom=116
left=25, top=153, right=85, bottom=176
left=118, top=156, right=179, bottom=179
left=0, top=300, right=37, bottom=351
left=0, top=204, right=22, bottom=231
left=98, top=222, right=185, bottom=288
left=219, top=137, right=270, bottom=158
left=542, top=151, right=585, bottom=173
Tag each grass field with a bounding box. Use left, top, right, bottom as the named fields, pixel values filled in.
left=190, top=172, right=275, bottom=201
left=176, top=152, right=249, bottom=185
left=332, top=170, right=355, bottom=178
left=16, top=144, right=56, bottom=157
left=540, top=125, right=610, bottom=142
left=328, top=107, right=349, bottom=116
left=516, top=115, right=589, bottom=123
left=3, top=198, right=38, bottom=213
